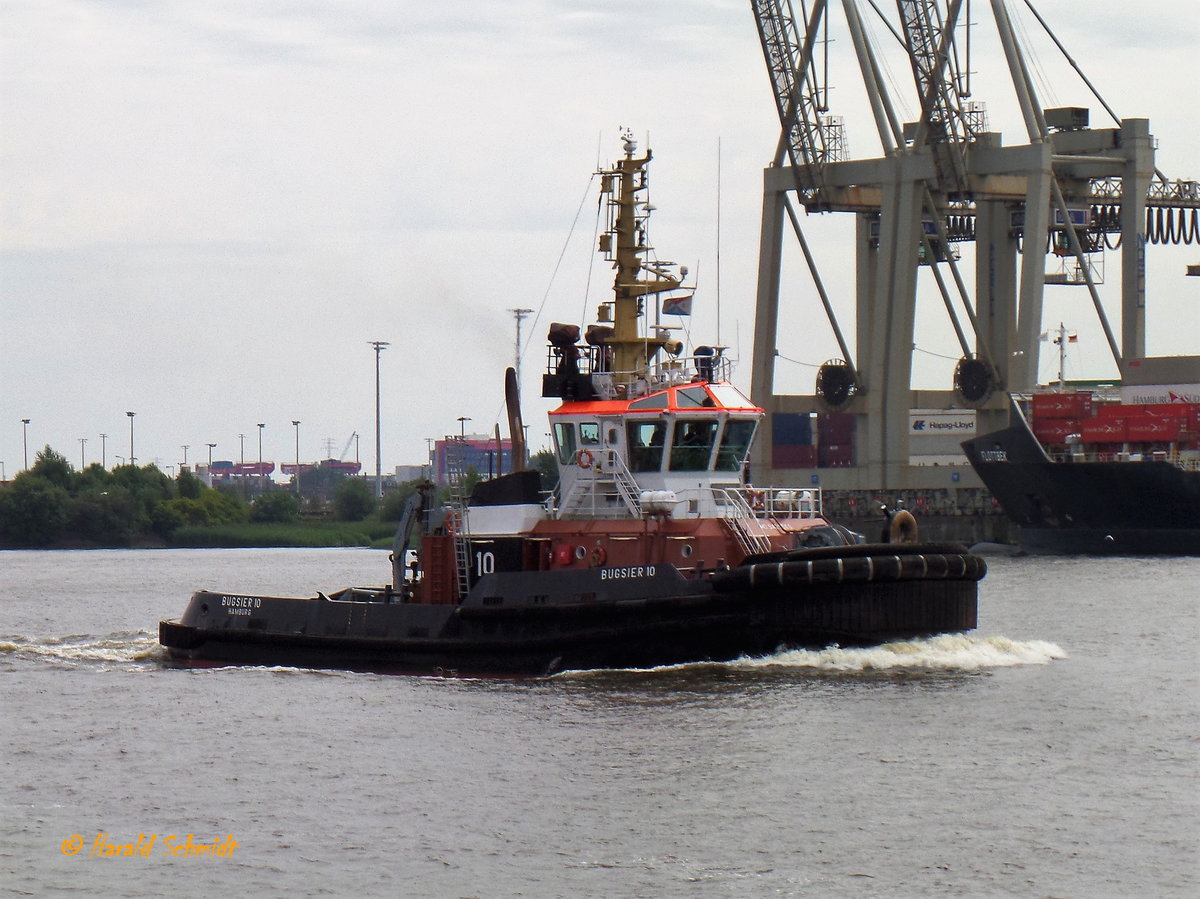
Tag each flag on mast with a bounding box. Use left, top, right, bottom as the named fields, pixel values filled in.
left=662, top=294, right=693, bottom=316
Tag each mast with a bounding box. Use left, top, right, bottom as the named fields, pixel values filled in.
left=599, top=131, right=692, bottom=381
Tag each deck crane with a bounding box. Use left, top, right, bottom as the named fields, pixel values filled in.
left=748, top=0, right=1199, bottom=491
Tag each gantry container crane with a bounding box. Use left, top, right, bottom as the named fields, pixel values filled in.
left=748, top=0, right=1199, bottom=490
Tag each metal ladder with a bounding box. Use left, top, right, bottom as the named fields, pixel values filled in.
left=444, top=436, right=472, bottom=599
left=609, top=462, right=644, bottom=517
left=722, top=489, right=773, bottom=557
left=558, top=453, right=644, bottom=520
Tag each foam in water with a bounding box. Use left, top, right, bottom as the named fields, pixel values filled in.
left=556, top=634, right=1068, bottom=678
left=3, top=631, right=1066, bottom=677
left=737, top=633, right=1067, bottom=672
left=0, top=631, right=163, bottom=667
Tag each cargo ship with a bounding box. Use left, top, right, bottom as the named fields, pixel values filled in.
left=160, top=136, right=984, bottom=675
left=961, top=356, right=1200, bottom=555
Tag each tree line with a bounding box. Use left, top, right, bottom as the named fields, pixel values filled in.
left=1, top=445, right=564, bottom=548
left=0, top=446, right=387, bottom=548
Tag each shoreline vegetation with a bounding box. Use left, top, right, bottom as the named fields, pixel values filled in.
left=0, top=445, right=416, bottom=551
left=172, top=521, right=400, bottom=550
left=1, top=445, right=560, bottom=551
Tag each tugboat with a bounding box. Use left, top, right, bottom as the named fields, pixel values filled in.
left=160, top=134, right=985, bottom=675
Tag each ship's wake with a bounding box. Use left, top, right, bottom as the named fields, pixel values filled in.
left=737, top=633, right=1067, bottom=672
left=558, top=634, right=1066, bottom=679
left=0, top=630, right=164, bottom=670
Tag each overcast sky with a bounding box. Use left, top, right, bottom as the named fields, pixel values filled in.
left=2, top=0, right=1197, bottom=478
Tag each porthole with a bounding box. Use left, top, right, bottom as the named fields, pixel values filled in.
left=574, top=545, right=588, bottom=560
left=680, top=544, right=694, bottom=558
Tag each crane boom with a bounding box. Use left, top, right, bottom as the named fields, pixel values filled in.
left=751, top=0, right=844, bottom=207
left=897, top=0, right=972, bottom=196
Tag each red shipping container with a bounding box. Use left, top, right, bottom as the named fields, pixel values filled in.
left=1080, top=419, right=1127, bottom=443
left=1095, top=403, right=1136, bottom=420
left=1145, top=402, right=1197, bottom=419
left=1032, top=392, right=1093, bottom=419
left=773, top=444, right=817, bottom=469
left=1127, top=418, right=1182, bottom=442
left=819, top=445, right=855, bottom=468
left=1033, top=418, right=1080, bottom=444
left=817, top=413, right=856, bottom=443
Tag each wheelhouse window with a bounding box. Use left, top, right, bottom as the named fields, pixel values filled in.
left=554, top=421, right=577, bottom=465
left=674, top=386, right=715, bottom=409
left=629, top=393, right=670, bottom=410
left=669, top=418, right=719, bottom=471
left=626, top=420, right=667, bottom=472
left=579, top=422, right=600, bottom=445
left=708, top=384, right=755, bottom=409
left=715, top=419, right=757, bottom=471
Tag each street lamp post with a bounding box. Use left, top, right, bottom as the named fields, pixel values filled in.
left=79, top=437, right=87, bottom=469
left=21, top=419, right=30, bottom=470
left=292, top=420, right=301, bottom=497
left=126, top=412, right=136, bottom=465
left=257, top=423, right=265, bottom=495
left=181, top=445, right=189, bottom=469
left=206, top=443, right=217, bottom=466
left=369, top=340, right=390, bottom=499
left=457, top=416, right=471, bottom=439
left=99, top=433, right=108, bottom=469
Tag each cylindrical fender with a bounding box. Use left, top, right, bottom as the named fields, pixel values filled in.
left=889, top=509, right=919, bottom=544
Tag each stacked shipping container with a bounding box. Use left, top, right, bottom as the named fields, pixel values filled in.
left=1029, top=391, right=1200, bottom=451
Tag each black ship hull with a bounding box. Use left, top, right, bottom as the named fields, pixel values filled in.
left=962, top=407, right=1200, bottom=555
left=159, top=544, right=982, bottom=676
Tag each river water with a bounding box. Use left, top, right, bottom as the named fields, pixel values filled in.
left=2, top=548, right=1196, bottom=897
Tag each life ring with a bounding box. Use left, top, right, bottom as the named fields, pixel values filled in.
left=589, top=546, right=607, bottom=567
left=889, top=509, right=919, bottom=544
left=576, top=449, right=595, bottom=469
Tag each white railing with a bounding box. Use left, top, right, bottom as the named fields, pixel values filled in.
left=1045, top=448, right=1200, bottom=470
left=547, top=344, right=733, bottom=400
left=553, top=474, right=825, bottom=523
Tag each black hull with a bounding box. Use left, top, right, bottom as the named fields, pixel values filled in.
left=159, top=545, right=983, bottom=676
left=962, top=406, right=1200, bottom=555
left=1014, top=526, right=1200, bottom=556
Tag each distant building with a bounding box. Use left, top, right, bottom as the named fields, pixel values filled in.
left=432, top=435, right=514, bottom=486
left=207, top=460, right=277, bottom=481
left=280, top=459, right=362, bottom=480
left=393, top=464, right=428, bottom=483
